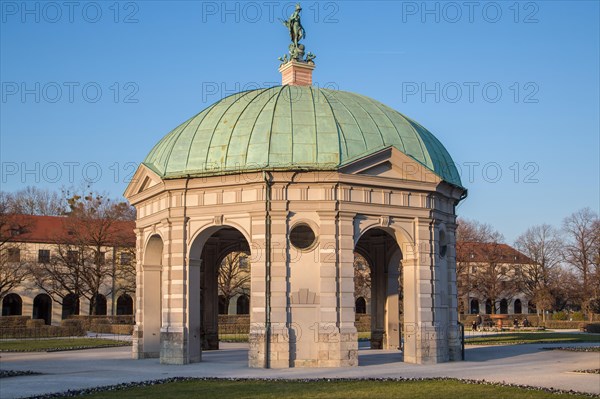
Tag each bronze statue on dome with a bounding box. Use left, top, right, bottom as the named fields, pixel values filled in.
left=279, top=3, right=315, bottom=65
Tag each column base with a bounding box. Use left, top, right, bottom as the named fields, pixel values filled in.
left=132, top=326, right=160, bottom=359
left=160, top=329, right=199, bottom=364
left=403, top=323, right=460, bottom=364
left=314, top=326, right=358, bottom=367
left=370, top=329, right=385, bottom=349
left=201, top=331, right=219, bottom=350
left=248, top=327, right=291, bottom=368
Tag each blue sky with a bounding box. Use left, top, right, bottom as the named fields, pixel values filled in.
left=1, top=1, right=598, bottom=243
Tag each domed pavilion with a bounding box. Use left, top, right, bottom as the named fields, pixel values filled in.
left=125, top=8, right=466, bottom=368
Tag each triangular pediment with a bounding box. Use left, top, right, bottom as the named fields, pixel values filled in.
left=123, top=164, right=164, bottom=200
left=339, top=147, right=442, bottom=184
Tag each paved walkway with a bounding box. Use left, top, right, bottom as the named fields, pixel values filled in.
left=0, top=342, right=599, bottom=398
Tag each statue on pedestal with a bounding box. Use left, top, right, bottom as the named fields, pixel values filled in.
left=279, top=3, right=315, bottom=65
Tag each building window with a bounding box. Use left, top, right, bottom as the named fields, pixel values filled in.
left=7, top=248, right=20, bottom=262
left=471, top=266, right=476, bottom=274
left=514, top=299, right=522, bottom=314
left=289, top=223, right=316, bottom=250
left=38, top=249, right=50, bottom=263
left=120, top=252, right=132, bottom=265
left=67, top=250, right=79, bottom=263
left=96, top=251, right=106, bottom=265
left=355, top=297, right=367, bottom=314
left=236, top=295, right=250, bottom=315
left=470, top=299, right=479, bottom=314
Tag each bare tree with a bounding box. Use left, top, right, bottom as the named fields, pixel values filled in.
left=114, top=246, right=136, bottom=298
left=2, top=186, right=65, bottom=216
left=217, top=252, right=250, bottom=313
left=563, top=208, right=600, bottom=318
left=28, top=243, right=88, bottom=307
left=456, top=219, right=519, bottom=314
left=0, top=200, right=32, bottom=299
left=353, top=252, right=371, bottom=300
left=514, top=224, right=563, bottom=319
left=456, top=218, right=500, bottom=243
left=30, top=191, right=135, bottom=315
left=591, top=218, right=600, bottom=312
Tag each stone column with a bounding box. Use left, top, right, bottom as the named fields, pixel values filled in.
left=159, top=218, right=190, bottom=365
left=338, top=212, right=358, bottom=366
left=248, top=200, right=292, bottom=369
left=401, top=250, right=418, bottom=362
left=445, top=223, right=462, bottom=361
left=248, top=212, right=267, bottom=367
left=370, top=242, right=386, bottom=349
left=188, top=258, right=202, bottom=362
left=313, top=210, right=357, bottom=367
left=385, top=251, right=401, bottom=350
left=132, top=229, right=144, bottom=359
left=268, top=208, right=291, bottom=368
left=402, top=218, right=433, bottom=364
left=404, top=217, right=454, bottom=364
left=142, top=264, right=162, bottom=358
left=200, top=242, right=219, bottom=350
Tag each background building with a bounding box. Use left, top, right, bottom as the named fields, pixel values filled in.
left=457, top=242, right=533, bottom=315
left=0, top=214, right=136, bottom=325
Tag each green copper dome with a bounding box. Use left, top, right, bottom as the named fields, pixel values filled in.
left=144, top=86, right=462, bottom=187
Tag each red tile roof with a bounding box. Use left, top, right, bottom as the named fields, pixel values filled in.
left=3, top=214, right=135, bottom=247
left=456, top=241, right=532, bottom=264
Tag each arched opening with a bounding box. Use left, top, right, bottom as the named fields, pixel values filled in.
left=89, top=294, right=107, bottom=316
left=140, top=234, right=163, bottom=358
left=514, top=299, right=522, bottom=314
left=2, top=294, right=22, bottom=316
left=355, top=297, right=367, bottom=314
left=500, top=298, right=508, bottom=314
left=189, top=226, right=250, bottom=357
left=116, top=294, right=133, bottom=315
left=470, top=299, right=479, bottom=314
left=354, top=228, right=402, bottom=351
left=236, top=295, right=250, bottom=315
left=33, top=294, right=52, bottom=325
left=485, top=299, right=492, bottom=314
left=62, top=294, right=79, bottom=319
left=218, top=295, right=228, bottom=315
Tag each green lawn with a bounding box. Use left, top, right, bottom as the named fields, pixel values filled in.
left=219, top=334, right=249, bottom=342
left=465, top=332, right=600, bottom=345
left=54, top=379, right=593, bottom=399
left=0, top=338, right=131, bottom=352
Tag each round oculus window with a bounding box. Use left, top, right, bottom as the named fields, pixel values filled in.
left=290, top=224, right=316, bottom=250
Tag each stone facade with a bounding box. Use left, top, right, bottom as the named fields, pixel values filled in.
left=125, top=144, right=465, bottom=367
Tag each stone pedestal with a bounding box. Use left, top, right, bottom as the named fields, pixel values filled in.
left=316, top=327, right=358, bottom=367
left=160, top=329, right=189, bottom=364
left=279, top=60, right=315, bottom=86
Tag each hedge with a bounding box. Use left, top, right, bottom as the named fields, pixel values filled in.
left=0, top=319, right=85, bottom=339
left=69, top=315, right=134, bottom=330
left=583, top=323, right=600, bottom=333
left=0, top=316, right=31, bottom=328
